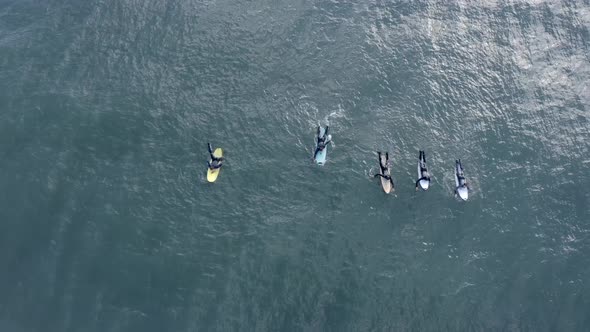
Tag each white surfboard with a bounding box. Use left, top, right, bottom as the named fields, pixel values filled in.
left=455, top=160, right=468, bottom=201
left=456, top=185, right=469, bottom=201
left=379, top=153, right=393, bottom=194
left=417, top=162, right=430, bottom=190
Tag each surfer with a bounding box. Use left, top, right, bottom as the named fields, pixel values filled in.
left=415, top=150, right=431, bottom=191
left=374, top=151, right=395, bottom=188
left=455, top=159, right=470, bottom=198
left=313, top=125, right=331, bottom=159
left=207, top=142, right=224, bottom=170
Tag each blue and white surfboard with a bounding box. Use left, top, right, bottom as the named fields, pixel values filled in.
left=314, top=127, right=328, bottom=165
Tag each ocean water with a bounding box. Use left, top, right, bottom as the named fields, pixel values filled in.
left=0, top=0, right=589, bottom=331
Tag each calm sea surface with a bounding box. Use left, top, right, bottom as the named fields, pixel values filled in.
left=1, top=0, right=589, bottom=331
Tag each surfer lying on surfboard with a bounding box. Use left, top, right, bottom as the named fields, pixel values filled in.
left=207, top=142, right=224, bottom=170
left=415, top=150, right=431, bottom=191
left=374, top=151, right=394, bottom=188
left=313, top=125, right=331, bottom=159
left=455, top=159, right=470, bottom=199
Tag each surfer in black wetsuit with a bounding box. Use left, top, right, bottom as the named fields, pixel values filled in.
left=415, top=150, right=431, bottom=191
left=374, top=151, right=395, bottom=188
left=207, top=142, right=224, bottom=169
left=313, top=125, right=331, bottom=159
left=455, top=159, right=470, bottom=193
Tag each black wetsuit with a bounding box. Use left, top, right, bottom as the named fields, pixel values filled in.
left=415, top=150, right=431, bottom=189
left=208, top=143, right=224, bottom=169
left=375, top=151, right=394, bottom=188
left=455, top=160, right=469, bottom=191
left=456, top=176, right=469, bottom=190
left=313, top=126, right=331, bottom=159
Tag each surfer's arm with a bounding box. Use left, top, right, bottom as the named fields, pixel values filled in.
left=207, top=143, right=213, bottom=154
left=415, top=179, right=421, bottom=190
left=313, top=147, right=320, bottom=158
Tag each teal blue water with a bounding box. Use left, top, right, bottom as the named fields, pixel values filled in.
left=1, top=0, right=589, bottom=331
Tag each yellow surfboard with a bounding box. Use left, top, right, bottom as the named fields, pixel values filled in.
left=207, top=148, right=223, bottom=182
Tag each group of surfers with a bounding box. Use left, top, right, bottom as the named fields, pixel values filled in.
left=374, top=149, right=470, bottom=197
left=207, top=125, right=470, bottom=199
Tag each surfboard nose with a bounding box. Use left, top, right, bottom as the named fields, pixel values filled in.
left=458, top=188, right=469, bottom=201
left=419, top=179, right=429, bottom=190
